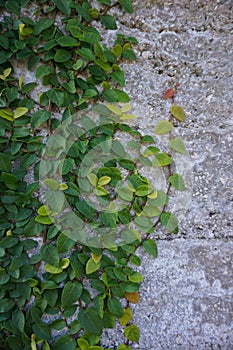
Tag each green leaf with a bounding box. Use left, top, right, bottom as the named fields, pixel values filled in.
left=13, top=108, right=28, bottom=120
left=0, top=153, right=11, bottom=171
left=100, top=15, right=117, bottom=30
left=142, top=239, right=158, bottom=258
left=170, top=137, right=186, bottom=154
left=78, top=47, right=95, bottom=61
left=107, top=297, right=123, bottom=317
left=47, top=89, right=65, bottom=107
left=5, top=87, right=18, bottom=103
left=86, top=258, right=101, bottom=275
left=53, top=0, right=71, bottom=16
left=32, top=322, right=51, bottom=341
left=122, top=49, right=136, bottom=60
left=160, top=212, right=178, bottom=233
left=40, top=244, right=60, bottom=266
left=0, top=298, right=15, bottom=312
left=155, top=120, right=173, bottom=135
left=99, top=212, right=117, bottom=228
left=31, top=110, right=51, bottom=128
left=169, top=173, right=186, bottom=191
left=106, top=89, right=130, bottom=103
left=57, top=233, right=75, bottom=253
left=78, top=308, right=103, bottom=335
left=110, top=70, right=125, bottom=87
left=124, top=324, right=140, bottom=342
left=61, top=281, right=82, bottom=309
left=142, top=205, right=161, bottom=217
left=1, top=172, right=18, bottom=190
left=12, top=310, right=25, bottom=332
left=116, top=187, right=133, bottom=202
left=119, top=307, right=133, bottom=326
left=34, top=18, right=54, bottom=35
left=51, top=335, right=76, bottom=350
left=153, top=153, right=172, bottom=167
left=128, top=272, right=143, bottom=283
left=36, top=65, right=54, bottom=79
left=119, top=0, right=134, bottom=13
left=54, top=49, right=72, bottom=62
left=170, top=105, right=185, bottom=122
left=57, top=36, right=78, bottom=47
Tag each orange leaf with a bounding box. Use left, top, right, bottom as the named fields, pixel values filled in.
left=163, top=88, right=175, bottom=99
left=125, top=292, right=139, bottom=304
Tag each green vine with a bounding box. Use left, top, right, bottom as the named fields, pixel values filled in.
left=0, top=1, right=188, bottom=349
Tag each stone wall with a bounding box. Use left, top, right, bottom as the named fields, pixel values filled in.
left=101, top=1, right=233, bottom=348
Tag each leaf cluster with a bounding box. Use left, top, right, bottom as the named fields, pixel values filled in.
left=0, top=1, right=187, bottom=349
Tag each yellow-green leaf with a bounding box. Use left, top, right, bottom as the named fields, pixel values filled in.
left=155, top=120, right=173, bottom=135
left=119, top=307, right=133, bottom=326
left=147, top=191, right=157, bottom=199
left=120, top=113, right=136, bottom=120
left=59, top=258, right=70, bottom=269
left=170, top=105, right=185, bottom=122
left=121, top=104, right=132, bottom=113
left=44, top=179, right=60, bottom=190
left=44, top=264, right=63, bottom=274
left=14, top=107, right=28, bottom=119
left=38, top=205, right=51, bottom=216
left=94, top=186, right=108, bottom=196
left=86, top=258, right=101, bottom=274
left=91, top=253, right=102, bottom=264
left=170, top=137, right=186, bottom=154
left=87, top=173, right=98, bottom=187
left=98, top=176, right=111, bottom=186
left=3, top=68, right=12, bottom=79
left=19, top=76, right=24, bottom=90
left=106, top=104, right=122, bottom=116
left=58, top=183, right=68, bottom=190
left=0, top=109, right=14, bottom=121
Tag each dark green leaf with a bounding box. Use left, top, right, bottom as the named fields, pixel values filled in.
left=40, top=244, right=60, bottom=267
left=142, top=239, right=158, bottom=258
left=78, top=308, right=103, bottom=335
left=78, top=47, right=95, bottom=61
left=35, top=65, right=54, bottom=79
left=31, top=110, right=51, bottom=128
left=107, top=298, right=123, bottom=317
left=122, top=49, right=136, bottom=60
left=53, top=0, right=71, bottom=16
left=57, top=36, right=78, bottom=47
left=0, top=153, right=11, bottom=172
left=32, top=322, right=51, bottom=341
left=100, top=15, right=117, bottom=30
left=34, top=18, right=54, bottom=35
left=51, top=335, right=76, bottom=350
left=54, top=49, right=72, bottom=62
left=119, top=0, right=134, bottom=13
left=61, top=281, right=82, bottom=309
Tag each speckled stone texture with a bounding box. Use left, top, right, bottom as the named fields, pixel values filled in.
left=100, top=0, right=233, bottom=349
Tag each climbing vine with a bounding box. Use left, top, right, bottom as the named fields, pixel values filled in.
left=0, top=1, right=187, bottom=349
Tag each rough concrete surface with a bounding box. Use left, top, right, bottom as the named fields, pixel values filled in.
left=100, top=0, right=233, bottom=349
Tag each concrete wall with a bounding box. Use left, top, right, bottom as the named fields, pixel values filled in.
left=101, top=1, right=233, bottom=348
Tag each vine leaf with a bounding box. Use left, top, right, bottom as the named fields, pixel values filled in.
left=53, top=0, right=71, bottom=16
left=155, top=120, right=173, bottom=135
left=169, top=173, right=186, bottom=191
left=142, top=239, right=158, bottom=258
left=124, top=324, right=140, bottom=342
left=170, top=137, right=186, bottom=154
left=170, top=105, right=185, bottom=122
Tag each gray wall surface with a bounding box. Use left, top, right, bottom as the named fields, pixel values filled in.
left=101, top=1, right=233, bottom=349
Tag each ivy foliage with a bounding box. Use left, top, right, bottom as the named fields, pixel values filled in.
left=0, top=1, right=187, bottom=349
